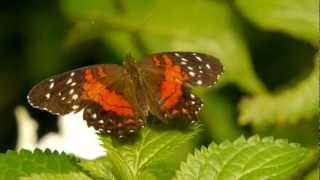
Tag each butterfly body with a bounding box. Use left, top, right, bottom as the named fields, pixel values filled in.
left=28, top=52, right=223, bottom=138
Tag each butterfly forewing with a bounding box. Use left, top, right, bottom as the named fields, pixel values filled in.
left=142, top=52, right=224, bottom=87
left=28, top=64, right=144, bottom=137
left=27, top=67, right=89, bottom=115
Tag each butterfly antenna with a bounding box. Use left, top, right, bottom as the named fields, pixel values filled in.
left=123, top=53, right=137, bottom=71
left=125, top=53, right=133, bottom=60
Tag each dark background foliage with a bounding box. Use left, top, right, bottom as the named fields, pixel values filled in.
left=0, top=1, right=317, bottom=177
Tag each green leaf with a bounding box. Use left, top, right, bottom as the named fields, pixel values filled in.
left=80, top=124, right=203, bottom=180
left=235, top=0, right=318, bottom=47
left=80, top=158, right=116, bottom=180
left=20, top=172, right=91, bottom=180
left=0, top=149, right=90, bottom=180
left=304, top=168, right=319, bottom=180
left=61, top=0, right=266, bottom=94
left=175, top=136, right=309, bottom=179
left=239, top=58, right=318, bottom=127
left=201, top=92, right=244, bottom=141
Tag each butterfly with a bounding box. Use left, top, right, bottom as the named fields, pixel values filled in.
left=27, top=52, right=223, bottom=138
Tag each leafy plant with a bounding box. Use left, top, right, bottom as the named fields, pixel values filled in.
left=0, top=130, right=313, bottom=180
left=80, top=123, right=203, bottom=179
left=0, top=149, right=90, bottom=180
left=239, top=58, right=318, bottom=128
left=235, top=0, right=318, bottom=47
left=175, top=136, right=309, bottom=179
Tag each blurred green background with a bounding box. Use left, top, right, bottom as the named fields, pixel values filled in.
left=0, top=0, right=318, bottom=177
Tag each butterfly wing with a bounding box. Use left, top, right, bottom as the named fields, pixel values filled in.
left=139, top=52, right=223, bottom=121
left=28, top=64, right=144, bottom=137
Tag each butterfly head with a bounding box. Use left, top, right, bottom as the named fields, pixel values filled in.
left=123, top=54, right=140, bottom=80
left=123, top=54, right=135, bottom=65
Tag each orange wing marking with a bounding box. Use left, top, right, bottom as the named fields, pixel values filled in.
left=152, top=56, right=161, bottom=66
left=160, top=55, right=189, bottom=109
left=81, top=69, right=134, bottom=117
left=97, top=66, right=107, bottom=78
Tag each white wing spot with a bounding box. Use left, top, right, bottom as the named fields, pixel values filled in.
left=49, top=82, right=54, bottom=89
left=190, top=94, right=195, bottom=99
left=69, top=89, right=74, bottom=95
left=181, top=62, right=187, bottom=65
left=181, top=57, right=188, bottom=62
left=197, top=80, right=203, bottom=85
left=129, top=129, right=135, bottom=133
left=174, top=53, right=180, bottom=57
left=191, top=101, right=195, bottom=105
left=199, top=70, right=203, bottom=74
left=71, top=82, right=77, bottom=86
left=70, top=72, right=75, bottom=77
left=72, top=105, right=79, bottom=110
left=217, top=74, right=221, bottom=79
left=92, top=113, right=97, bottom=119
left=61, top=97, right=66, bottom=101
left=49, top=79, right=54, bottom=82
left=45, top=93, right=51, bottom=99
left=58, top=92, right=62, bottom=96
left=187, top=66, right=193, bottom=70
left=195, top=55, right=202, bottom=61
left=198, top=66, right=202, bottom=70
left=27, top=96, right=31, bottom=103
left=206, top=64, right=211, bottom=69
left=189, top=71, right=195, bottom=77
left=99, top=120, right=104, bottom=124
left=106, top=130, right=111, bottom=133
left=72, top=94, right=79, bottom=100
left=66, top=78, right=72, bottom=85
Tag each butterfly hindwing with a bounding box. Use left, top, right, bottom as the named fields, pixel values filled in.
left=83, top=102, right=144, bottom=137
left=163, top=86, right=203, bottom=121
